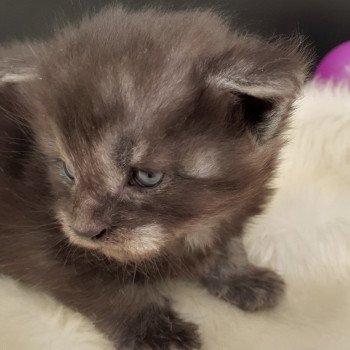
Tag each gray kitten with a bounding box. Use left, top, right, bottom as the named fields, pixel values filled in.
left=0, top=6, right=309, bottom=349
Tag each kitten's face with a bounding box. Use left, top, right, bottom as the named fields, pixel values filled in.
left=20, top=8, right=307, bottom=262
left=32, top=65, right=263, bottom=262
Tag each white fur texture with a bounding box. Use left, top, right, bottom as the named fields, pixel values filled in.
left=1, top=82, right=350, bottom=349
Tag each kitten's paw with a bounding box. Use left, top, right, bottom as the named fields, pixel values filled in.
left=216, top=267, right=285, bottom=312
left=121, top=305, right=201, bottom=350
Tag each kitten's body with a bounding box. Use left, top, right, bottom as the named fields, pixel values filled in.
left=0, top=7, right=308, bottom=349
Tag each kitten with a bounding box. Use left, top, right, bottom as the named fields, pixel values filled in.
left=0, top=6, right=309, bottom=350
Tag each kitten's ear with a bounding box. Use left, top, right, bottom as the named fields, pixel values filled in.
left=0, top=44, right=40, bottom=126
left=1, top=43, right=40, bottom=86
left=0, top=47, right=38, bottom=131
left=0, top=66, right=38, bottom=85
left=0, top=73, right=31, bottom=132
left=206, top=37, right=311, bottom=141
left=0, top=69, right=37, bottom=85
left=0, top=63, right=35, bottom=178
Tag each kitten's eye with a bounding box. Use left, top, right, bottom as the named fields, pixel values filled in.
left=61, top=161, right=75, bottom=181
left=131, top=169, right=163, bottom=188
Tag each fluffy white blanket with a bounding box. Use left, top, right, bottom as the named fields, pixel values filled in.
left=1, top=82, right=350, bottom=350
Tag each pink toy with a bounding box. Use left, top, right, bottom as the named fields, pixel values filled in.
left=314, top=41, right=350, bottom=86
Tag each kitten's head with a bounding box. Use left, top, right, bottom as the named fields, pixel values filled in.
left=4, top=8, right=309, bottom=262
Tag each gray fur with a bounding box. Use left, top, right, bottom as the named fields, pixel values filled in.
left=0, top=6, right=309, bottom=349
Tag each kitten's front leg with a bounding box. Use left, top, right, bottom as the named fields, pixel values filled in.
left=46, top=270, right=200, bottom=350
left=1, top=249, right=200, bottom=350
left=200, top=237, right=285, bottom=312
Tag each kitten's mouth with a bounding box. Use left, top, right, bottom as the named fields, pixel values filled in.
left=58, top=214, right=166, bottom=262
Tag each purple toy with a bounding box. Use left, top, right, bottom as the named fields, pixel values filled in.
left=314, top=41, right=350, bottom=86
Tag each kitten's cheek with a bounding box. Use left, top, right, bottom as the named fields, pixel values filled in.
left=104, top=224, right=167, bottom=262
left=127, top=224, right=166, bottom=254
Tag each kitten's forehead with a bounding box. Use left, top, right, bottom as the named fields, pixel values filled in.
left=36, top=10, right=228, bottom=139
left=102, top=61, right=198, bottom=126
left=39, top=52, right=202, bottom=150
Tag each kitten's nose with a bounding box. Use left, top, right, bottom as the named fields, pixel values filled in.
left=74, top=227, right=109, bottom=240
